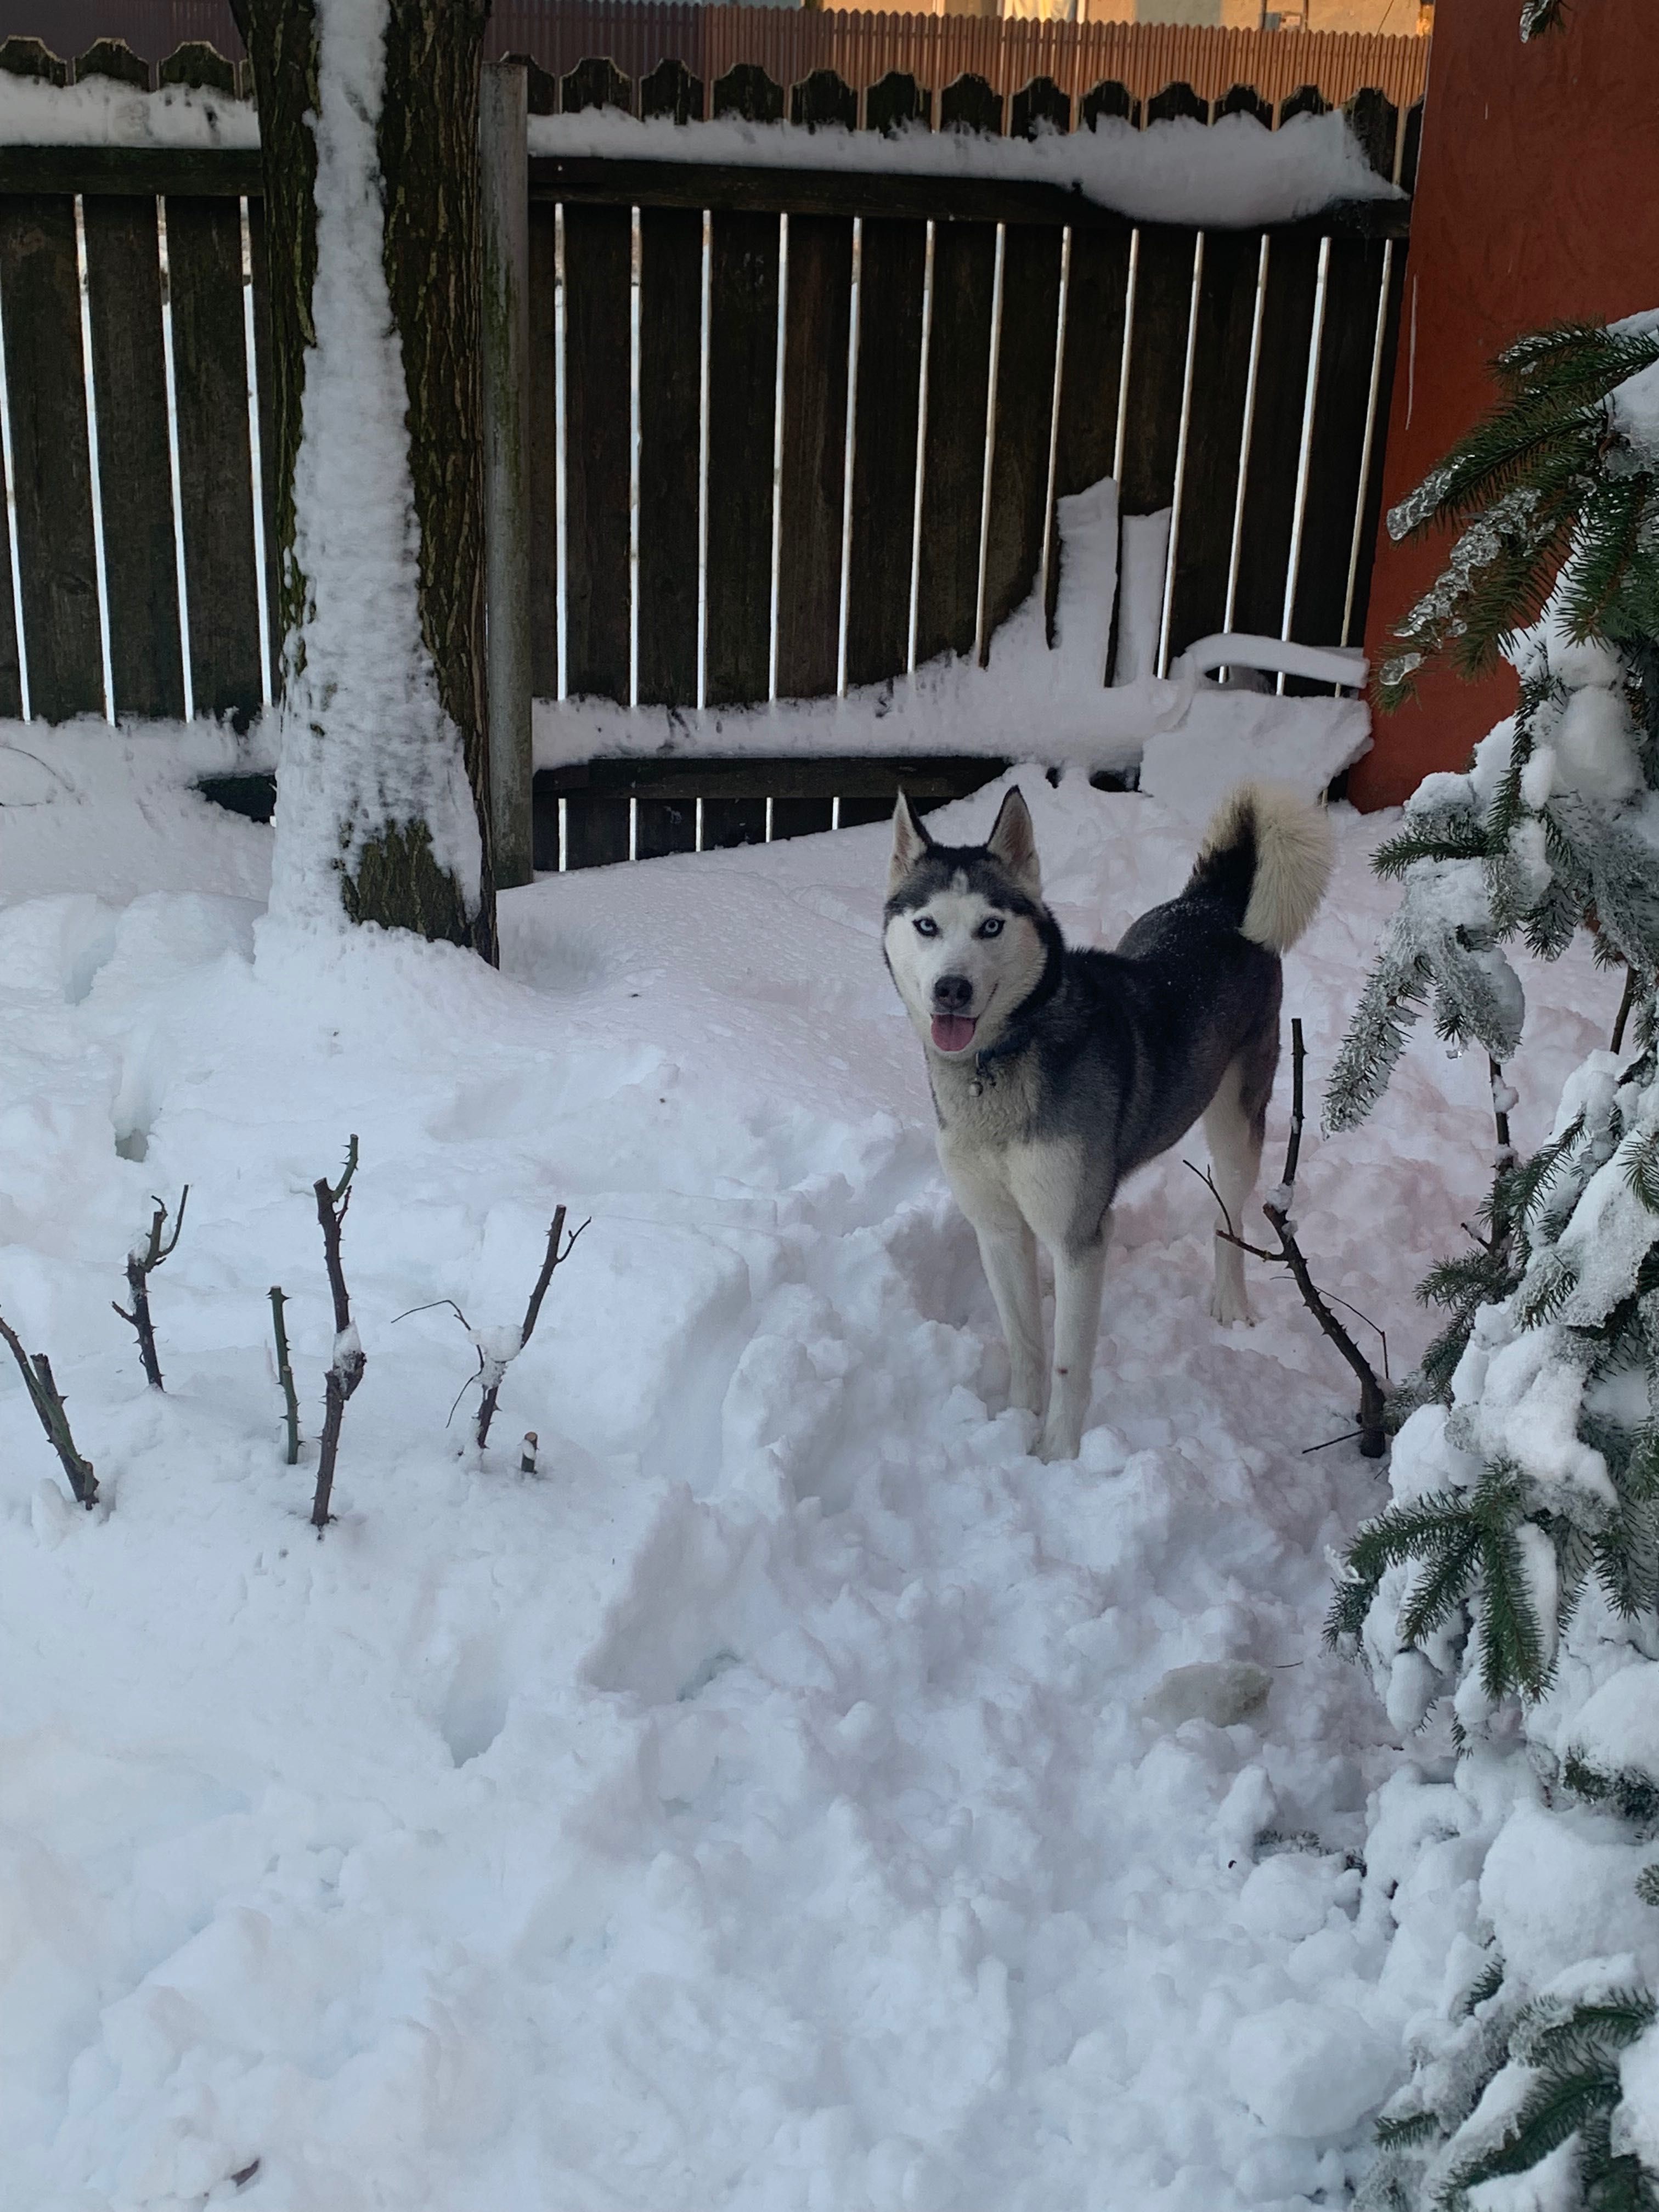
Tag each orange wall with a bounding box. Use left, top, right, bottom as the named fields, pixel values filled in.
left=1352, top=0, right=1659, bottom=810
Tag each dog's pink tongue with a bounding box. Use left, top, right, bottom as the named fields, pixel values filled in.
left=931, top=1013, right=977, bottom=1054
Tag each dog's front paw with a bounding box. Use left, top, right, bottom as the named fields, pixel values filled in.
left=1207, top=1284, right=1257, bottom=1328
left=1036, top=1417, right=1082, bottom=1463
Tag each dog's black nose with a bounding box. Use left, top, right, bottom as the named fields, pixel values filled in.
left=933, top=973, right=973, bottom=1012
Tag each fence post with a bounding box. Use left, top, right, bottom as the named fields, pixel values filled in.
left=480, top=58, right=533, bottom=888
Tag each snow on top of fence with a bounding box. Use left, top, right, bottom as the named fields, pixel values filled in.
left=0, top=71, right=255, bottom=148
left=529, top=104, right=1400, bottom=227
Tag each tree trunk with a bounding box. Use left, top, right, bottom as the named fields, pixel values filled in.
left=231, top=0, right=496, bottom=962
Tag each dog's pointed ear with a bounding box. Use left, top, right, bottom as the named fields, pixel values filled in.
left=889, top=792, right=930, bottom=892
left=986, top=786, right=1041, bottom=897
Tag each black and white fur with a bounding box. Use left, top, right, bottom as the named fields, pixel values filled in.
left=883, top=782, right=1333, bottom=1461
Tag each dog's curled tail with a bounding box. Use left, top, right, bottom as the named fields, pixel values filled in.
left=1189, top=782, right=1334, bottom=953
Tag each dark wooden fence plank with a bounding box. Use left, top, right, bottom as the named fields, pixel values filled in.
left=1228, top=226, right=1321, bottom=642
left=246, top=193, right=279, bottom=686
left=792, top=69, right=855, bottom=131
left=866, top=71, right=929, bottom=136
left=1341, top=239, right=1406, bottom=654
left=914, top=219, right=995, bottom=665
left=983, top=221, right=1062, bottom=653
left=562, top=200, right=631, bottom=700
left=704, top=208, right=778, bottom=705
left=846, top=215, right=926, bottom=689
left=0, top=358, right=17, bottom=714
left=0, top=194, right=103, bottom=722
left=1289, top=232, right=1389, bottom=667
left=1164, top=223, right=1261, bottom=665
left=777, top=210, right=850, bottom=698
left=637, top=202, right=701, bottom=705
left=82, top=193, right=184, bottom=719
left=1053, top=220, right=1130, bottom=502
left=1116, top=222, right=1198, bottom=518
left=165, top=193, right=261, bottom=719
left=526, top=198, right=558, bottom=698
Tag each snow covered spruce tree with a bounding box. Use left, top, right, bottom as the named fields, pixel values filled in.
left=230, top=0, right=496, bottom=958
left=1322, top=317, right=1659, bottom=2211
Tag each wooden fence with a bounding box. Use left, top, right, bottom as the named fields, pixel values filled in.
left=0, top=27, right=1413, bottom=871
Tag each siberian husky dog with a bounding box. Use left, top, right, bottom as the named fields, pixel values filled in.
left=883, top=782, right=1333, bottom=1462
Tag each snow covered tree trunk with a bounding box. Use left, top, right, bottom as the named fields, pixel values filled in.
left=232, top=0, right=496, bottom=962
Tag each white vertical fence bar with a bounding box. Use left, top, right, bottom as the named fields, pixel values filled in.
left=1155, top=229, right=1205, bottom=680
left=973, top=220, right=1007, bottom=669
left=553, top=201, right=568, bottom=702
left=155, top=198, right=194, bottom=724
left=1037, top=223, right=1071, bottom=640
left=0, top=262, right=27, bottom=720
left=72, top=194, right=114, bottom=723
left=627, top=203, right=642, bottom=712
left=905, top=217, right=935, bottom=677
left=1277, top=233, right=1331, bottom=695
left=557, top=793, right=568, bottom=872
left=1110, top=226, right=1139, bottom=492
left=696, top=206, right=712, bottom=714
left=238, top=197, right=272, bottom=708
left=836, top=215, right=862, bottom=699
left=768, top=210, right=788, bottom=704
left=1222, top=232, right=1271, bottom=641
left=1341, top=236, right=1396, bottom=652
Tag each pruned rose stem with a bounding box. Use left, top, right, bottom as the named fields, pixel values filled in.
left=311, top=1138, right=363, bottom=1532
left=111, top=1188, right=189, bottom=1391
left=0, top=1308, right=97, bottom=1506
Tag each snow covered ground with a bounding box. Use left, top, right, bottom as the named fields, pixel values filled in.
left=0, top=741, right=1613, bottom=2210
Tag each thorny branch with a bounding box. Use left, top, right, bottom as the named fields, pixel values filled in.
left=310, top=1136, right=363, bottom=1532
left=399, top=1209, right=590, bottom=1454
left=0, top=1307, right=97, bottom=1506
left=1190, top=1019, right=1390, bottom=1459
left=477, top=1207, right=588, bottom=1450
left=111, top=1187, right=189, bottom=1391
left=269, top=1285, right=300, bottom=1466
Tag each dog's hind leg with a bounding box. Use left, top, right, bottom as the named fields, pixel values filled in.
left=1203, top=1046, right=1272, bottom=1327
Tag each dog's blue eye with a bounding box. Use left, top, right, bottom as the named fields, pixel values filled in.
left=978, top=917, right=1005, bottom=938
left=914, top=916, right=939, bottom=938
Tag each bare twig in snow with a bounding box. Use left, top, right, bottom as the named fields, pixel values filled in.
left=111, top=1187, right=189, bottom=1390
left=521, top=1431, right=538, bottom=1475
left=1189, top=1018, right=1390, bottom=1459
left=476, top=1207, right=588, bottom=1451
left=1488, top=1056, right=1517, bottom=1170
left=0, top=1307, right=97, bottom=1506
left=310, top=1137, right=363, bottom=1532
left=269, top=1286, right=300, bottom=1465
left=1612, top=964, right=1641, bottom=1056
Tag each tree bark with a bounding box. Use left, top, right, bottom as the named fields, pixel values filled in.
left=230, top=0, right=496, bottom=962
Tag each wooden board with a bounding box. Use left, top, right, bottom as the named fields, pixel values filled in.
left=1052, top=220, right=1131, bottom=501
left=703, top=208, right=778, bottom=706
left=982, top=221, right=1062, bottom=657
left=164, top=194, right=262, bottom=720
left=636, top=203, right=702, bottom=706
left=246, top=195, right=280, bottom=688
left=0, top=194, right=103, bottom=722
left=1287, top=232, right=1390, bottom=668
left=81, top=193, right=184, bottom=719
left=776, top=210, right=851, bottom=699
left=913, top=219, right=995, bottom=667
left=1116, top=221, right=1199, bottom=519
left=562, top=201, right=631, bottom=701
left=1228, top=226, right=1321, bottom=643
left=529, top=157, right=1412, bottom=239
left=526, top=199, right=558, bottom=698
left=845, top=216, right=926, bottom=689
left=1163, top=223, right=1262, bottom=665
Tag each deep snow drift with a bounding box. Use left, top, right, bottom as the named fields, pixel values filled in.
left=0, top=748, right=1615, bottom=2210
